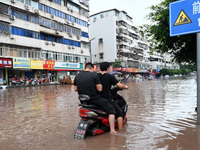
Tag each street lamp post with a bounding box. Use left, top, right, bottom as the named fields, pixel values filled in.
left=89, top=38, right=95, bottom=63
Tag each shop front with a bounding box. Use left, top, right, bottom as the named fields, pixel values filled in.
left=12, top=57, right=32, bottom=80
left=54, top=62, right=83, bottom=80
left=31, top=60, right=44, bottom=79
left=0, top=57, right=12, bottom=85
left=43, top=60, right=56, bottom=82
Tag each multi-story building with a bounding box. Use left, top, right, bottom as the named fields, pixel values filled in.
left=150, top=52, right=180, bottom=72
left=89, top=9, right=150, bottom=72
left=0, top=0, right=89, bottom=84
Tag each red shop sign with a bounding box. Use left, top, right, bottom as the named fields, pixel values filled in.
left=0, top=58, right=12, bottom=68
left=43, top=60, right=55, bottom=70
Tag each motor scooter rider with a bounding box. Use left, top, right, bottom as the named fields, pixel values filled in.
left=73, top=62, right=117, bottom=134
left=98, top=62, right=128, bottom=130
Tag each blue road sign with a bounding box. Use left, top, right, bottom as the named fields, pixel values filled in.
left=170, top=0, right=200, bottom=36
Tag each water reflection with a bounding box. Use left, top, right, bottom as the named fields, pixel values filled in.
left=0, top=78, right=198, bottom=150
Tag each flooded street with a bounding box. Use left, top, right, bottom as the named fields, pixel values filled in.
left=0, top=77, right=198, bottom=150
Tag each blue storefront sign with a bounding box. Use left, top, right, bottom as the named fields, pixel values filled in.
left=170, top=0, right=200, bottom=36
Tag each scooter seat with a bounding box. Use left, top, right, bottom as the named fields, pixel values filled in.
left=78, top=94, right=90, bottom=101
left=79, top=104, right=101, bottom=109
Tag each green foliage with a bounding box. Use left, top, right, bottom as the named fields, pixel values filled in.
left=141, top=0, right=196, bottom=64
left=160, top=68, right=191, bottom=76
left=112, top=62, right=121, bottom=68
left=180, top=64, right=197, bottom=72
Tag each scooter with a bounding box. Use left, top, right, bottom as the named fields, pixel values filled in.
left=74, top=79, right=128, bottom=139
left=10, top=78, right=24, bottom=86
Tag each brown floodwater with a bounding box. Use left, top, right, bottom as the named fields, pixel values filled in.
left=0, top=77, right=199, bottom=150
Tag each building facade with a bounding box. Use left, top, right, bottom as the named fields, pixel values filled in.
left=89, top=9, right=179, bottom=74
left=0, top=0, right=89, bottom=84
left=89, top=9, right=150, bottom=72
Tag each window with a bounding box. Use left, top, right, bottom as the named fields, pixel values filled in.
left=13, top=49, right=18, bottom=57
left=28, top=51, right=31, bottom=58
left=99, top=53, right=103, bottom=59
left=0, top=48, right=2, bottom=56
left=24, top=50, right=27, bottom=58
left=99, top=38, right=103, bottom=43
left=18, top=50, right=23, bottom=57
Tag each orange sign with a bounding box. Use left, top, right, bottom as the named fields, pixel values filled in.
left=43, top=60, right=55, bottom=70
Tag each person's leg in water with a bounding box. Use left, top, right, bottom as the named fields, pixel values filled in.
left=109, top=114, right=117, bottom=134
left=87, top=98, right=117, bottom=134
left=109, top=100, right=124, bottom=130
left=117, top=117, right=123, bottom=130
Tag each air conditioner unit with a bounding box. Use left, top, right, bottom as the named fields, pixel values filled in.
left=66, top=21, right=70, bottom=24
left=81, top=50, right=84, bottom=53
left=34, top=9, right=39, bottom=14
left=55, top=30, right=59, bottom=34
left=11, top=0, right=16, bottom=3
left=68, top=33, right=72, bottom=37
left=52, top=42, right=55, bottom=46
left=25, top=4, right=30, bottom=10
left=71, top=22, right=74, bottom=25
left=71, top=9, right=73, bottom=13
left=67, top=7, right=70, bottom=11
left=45, top=41, right=49, bottom=45
left=10, top=15, right=15, bottom=20
left=68, top=46, right=72, bottom=49
left=10, top=34, right=15, bottom=39
left=51, top=14, right=54, bottom=18
left=77, top=35, right=80, bottom=40
left=72, top=46, right=75, bottom=49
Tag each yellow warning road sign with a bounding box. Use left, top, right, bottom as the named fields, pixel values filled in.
left=174, top=9, right=192, bottom=26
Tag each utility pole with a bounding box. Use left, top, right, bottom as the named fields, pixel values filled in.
left=89, top=38, right=95, bottom=63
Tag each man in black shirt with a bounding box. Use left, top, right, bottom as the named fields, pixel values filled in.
left=98, top=62, right=128, bottom=130
left=74, top=62, right=117, bottom=134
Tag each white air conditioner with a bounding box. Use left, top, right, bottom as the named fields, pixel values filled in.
left=81, top=50, right=84, bottom=53
left=68, top=46, right=72, bottom=49
left=71, top=9, right=73, bottom=13
left=10, top=15, right=15, bottom=20
left=68, top=33, right=72, bottom=37
left=67, top=7, right=70, bottom=11
left=51, top=14, right=54, bottom=18
left=66, top=21, right=70, bottom=24
left=52, top=42, right=55, bottom=46
left=71, top=22, right=74, bottom=25
left=25, top=4, right=30, bottom=10
left=77, top=35, right=80, bottom=40
left=55, top=30, right=59, bottom=34
left=45, top=41, right=49, bottom=45
left=72, top=46, right=75, bottom=49
left=10, top=34, right=15, bottom=39
left=11, top=0, right=16, bottom=3
left=34, top=9, right=39, bottom=14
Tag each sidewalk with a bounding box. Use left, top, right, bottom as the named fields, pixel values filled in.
left=0, top=82, right=61, bottom=89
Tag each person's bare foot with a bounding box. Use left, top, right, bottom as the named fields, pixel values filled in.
left=110, top=130, right=117, bottom=134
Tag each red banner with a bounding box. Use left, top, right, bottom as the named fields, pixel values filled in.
left=43, top=60, right=55, bottom=70
left=0, top=58, right=12, bottom=68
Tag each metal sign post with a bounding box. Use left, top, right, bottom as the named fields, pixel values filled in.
left=197, top=33, right=200, bottom=124
left=170, top=0, right=200, bottom=124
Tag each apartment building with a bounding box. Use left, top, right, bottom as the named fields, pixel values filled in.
left=89, top=9, right=151, bottom=73
left=0, top=0, right=89, bottom=83
left=150, top=52, right=180, bottom=73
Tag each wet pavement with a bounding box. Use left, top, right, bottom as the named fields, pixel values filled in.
left=0, top=77, right=198, bottom=150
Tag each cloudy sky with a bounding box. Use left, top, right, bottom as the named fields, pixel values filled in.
left=89, top=0, right=162, bottom=26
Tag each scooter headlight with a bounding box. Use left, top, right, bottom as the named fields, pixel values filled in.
left=85, top=112, right=98, bottom=117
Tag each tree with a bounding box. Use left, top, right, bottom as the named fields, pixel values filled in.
left=112, top=62, right=121, bottom=68
left=141, top=0, right=196, bottom=64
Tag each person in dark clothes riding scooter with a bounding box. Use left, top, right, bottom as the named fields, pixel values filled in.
left=98, top=62, right=128, bottom=130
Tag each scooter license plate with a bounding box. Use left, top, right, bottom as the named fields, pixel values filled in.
left=74, top=120, right=90, bottom=139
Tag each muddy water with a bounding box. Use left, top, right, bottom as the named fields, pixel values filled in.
left=0, top=77, right=198, bottom=150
